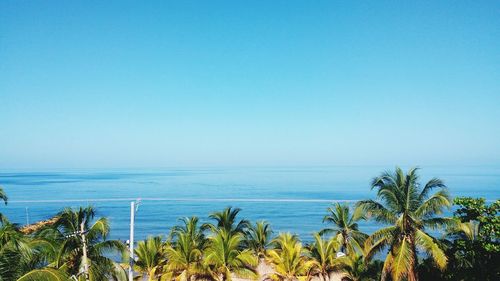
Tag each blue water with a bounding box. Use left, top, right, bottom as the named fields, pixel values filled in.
left=1, top=166, right=499, bottom=242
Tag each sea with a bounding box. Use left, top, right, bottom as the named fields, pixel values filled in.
left=0, top=166, right=499, bottom=243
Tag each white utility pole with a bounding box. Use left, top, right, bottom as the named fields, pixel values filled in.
left=128, top=200, right=140, bottom=281
left=80, top=220, right=90, bottom=281
left=25, top=207, right=29, bottom=225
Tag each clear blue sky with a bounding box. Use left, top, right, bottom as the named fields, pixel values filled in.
left=1, top=1, right=499, bottom=169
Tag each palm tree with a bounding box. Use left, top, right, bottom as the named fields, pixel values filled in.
left=308, top=233, right=339, bottom=281
left=134, top=236, right=167, bottom=280
left=0, top=221, right=32, bottom=280
left=166, top=217, right=206, bottom=281
left=332, top=254, right=382, bottom=281
left=0, top=220, right=60, bottom=281
left=245, top=221, right=273, bottom=258
left=51, top=206, right=127, bottom=281
left=267, top=233, right=314, bottom=281
left=206, top=207, right=250, bottom=235
left=0, top=185, right=7, bottom=223
left=320, top=203, right=367, bottom=255
left=446, top=220, right=479, bottom=242
left=204, top=229, right=257, bottom=281
left=16, top=267, right=69, bottom=281
left=358, top=167, right=452, bottom=281
left=171, top=217, right=206, bottom=246
left=0, top=185, right=6, bottom=204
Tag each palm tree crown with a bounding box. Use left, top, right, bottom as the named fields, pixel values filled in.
left=358, top=167, right=452, bottom=281
left=204, top=229, right=257, bottom=281
left=51, top=206, right=126, bottom=281
left=0, top=186, right=7, bottom=205
left=267, top=233, right=314, bottom=281
left=134, top=236, right=167, bottom=280
left=245, top=221, right=273, bottom=258
left=207, top=207, right=250, bottom=236
left=166, top=217, right=206, bottom=281
left=308, top=233, right=339, bottom=281
left=320, top=203, right=367, bottom=255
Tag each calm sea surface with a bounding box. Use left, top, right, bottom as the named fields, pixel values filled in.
left=1, top=166, right=499, bottom=242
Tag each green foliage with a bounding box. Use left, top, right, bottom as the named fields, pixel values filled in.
left=134, top=236, right=168, bottom=280
left=16, top=268, right=69, bottom=281
left=308, top=233, right=338, bottom=280
left=206, top=207, right=250, bottom=236
left=320, top=203, right=367, bottom=255
left=244, top=221, right=273, bottom=258
left=166, top=217, right=206, bottom=281
left=204, top=229, right=257, bottom=281
left=48, top=206, right=127, bottom=281
left=1, top=170, right=498, bottom=281
left=333, top=254, right=383, bottom=281
left=0, top=185, right=7, bottom=223
left=358, top=167, right=452, bottom=281
left=453, top=197, right=499, bottom=252
left=438, top=197, right=500, bottom=281
left=267, top=233, right=314, bottom=281
left=0, top=186, right=7, bottom=205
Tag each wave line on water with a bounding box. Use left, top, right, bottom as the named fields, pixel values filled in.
left=9, top=198, right=360, bottom=203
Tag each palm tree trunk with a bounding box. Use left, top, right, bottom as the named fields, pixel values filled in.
left=408, top=270, right=418, bottom=281
left=318, top=273, right=324, bottom=281
left=408, top=236, right=419, bottom=281
left=324, top=273, right=330, bottom=281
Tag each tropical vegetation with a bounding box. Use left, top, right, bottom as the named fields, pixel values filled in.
left=0, top=167, right=498, bottom=281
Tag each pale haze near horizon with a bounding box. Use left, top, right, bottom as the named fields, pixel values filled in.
left=1, top=1, right=499, bottom=169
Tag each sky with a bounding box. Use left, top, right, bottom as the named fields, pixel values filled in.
left=0, top=1, right=499, bottom=169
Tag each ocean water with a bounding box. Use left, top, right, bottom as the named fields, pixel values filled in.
left=0, top=166, right=499, bottom=242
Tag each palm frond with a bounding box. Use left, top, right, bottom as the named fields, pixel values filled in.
left=17, top=268, right=69, bottom=281
left=414, top=230, right=447, bottom=270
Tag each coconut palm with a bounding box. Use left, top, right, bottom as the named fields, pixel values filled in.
left=166, top=217, right=206, bottom=281
left=206, top=207, right=250, bottom=235
left=245, top=221, right=273, bottom=258
left=308, top=233, right=339, bottom=281
left=0, top=221, right=32, bottom=280
left=0, top=186, right=7, bottom=223
left=320, top=203, right=367, bottom=255
left=171, top=217, right=206, bottom=246
left=332, top=254, right=382, bottom=281
left=0, top=221, right=60, bottom=281
left=267, top=233, right=314, bottom=281
left=0, top=185, right=7, bottom=205
left=16, top=267, right=69, bottom=281
left=358, top=167, right=452, bottom=281
left=204, top=229, right=257, bottom=281
left=0, top=186, right=8, bottom=205
left=134, top=236, right=167, bottom=280
left=50, top=206, right=127, bottom=281
left=446, top=220, right=479, bottom=241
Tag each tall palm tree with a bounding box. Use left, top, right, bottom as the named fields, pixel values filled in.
left=267, top=233, right=314, bottom=281
left=245, top=221, right=273, bottom=258
left=16, top=267, right=69, bottom=281
left=206, top=207, right=250, bottom=236
left=308, top=233, right=339, bottom=281
left=332, top=254, right=382, bottom=281
left=0, top=185, right=7, bottom=223
left=51, top=206, right=127, bottom=281
left=166, top=217, right=206, bottom=281
left=171, top=217, right=206, bottom=246
left=134, top=236, right=167, bottom=280
left=204, top=229, right=257, bottom=281
left=320, top=203, right=367, bottom=255
left=0, top=186, right=6, bottom=205
left=358, top=167, right=452, bottom=281
left=0, top=220, right=60, bottom=281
